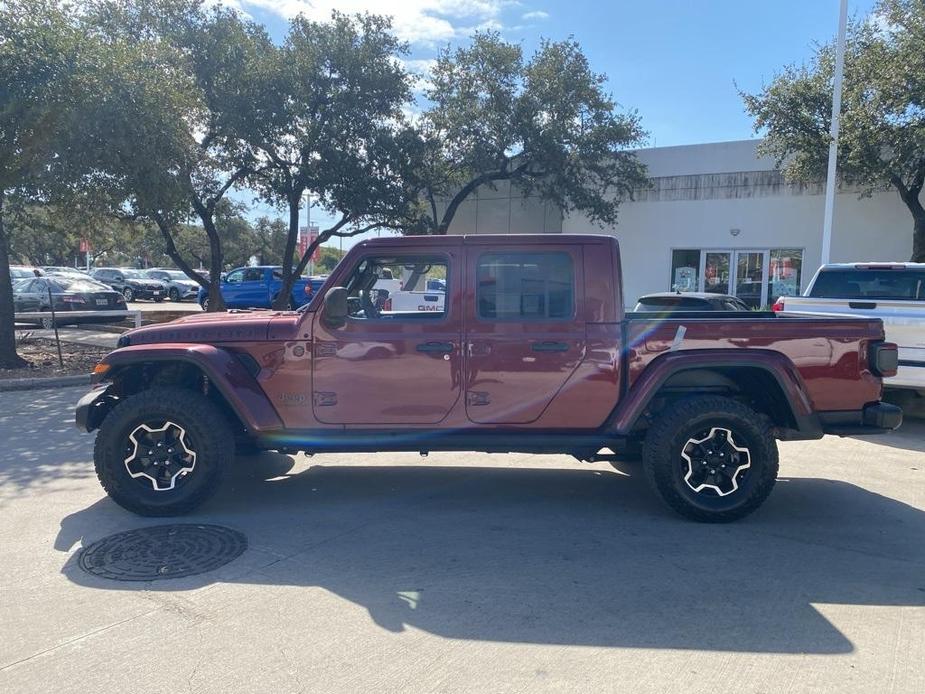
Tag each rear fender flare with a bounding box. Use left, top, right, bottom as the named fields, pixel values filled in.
left=607, top=349, right=819, bottom=436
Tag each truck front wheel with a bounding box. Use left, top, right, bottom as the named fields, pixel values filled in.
left=93, top=386, right=234, bottom=516
left=642, top=396, right=778, bottom=522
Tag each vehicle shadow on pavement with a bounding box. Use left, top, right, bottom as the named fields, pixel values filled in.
left=852, top=418, right=925, bottom=453
left=55, top=453, right=925, bottom=655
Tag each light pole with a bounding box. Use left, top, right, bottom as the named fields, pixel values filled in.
left=820, top=0, right=849, bottom=265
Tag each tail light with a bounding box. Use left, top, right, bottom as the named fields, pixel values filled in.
left=304, top=283, right=313, bottom=297
left=771, top=298, right=784, bottom=312
left=382, top=298, right=392, bottom=311
left=869, top=341, right=899, bottom=377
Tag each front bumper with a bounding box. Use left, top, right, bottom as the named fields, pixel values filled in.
left=818, top=402, right=903, bottom=436
left=75, top=386, right=118, bottom=432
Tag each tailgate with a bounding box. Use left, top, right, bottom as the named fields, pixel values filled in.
left=781, top=297, right=925, bottom=369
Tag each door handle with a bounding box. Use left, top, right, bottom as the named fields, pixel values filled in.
left=531, top=341, right=569, bottom=353
left=848, top=301, right=877, bottom=309
left=416, top=341, right=454, bottom=353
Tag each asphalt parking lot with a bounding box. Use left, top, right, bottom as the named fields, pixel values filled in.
left=1, top=386, right=923, bottom=693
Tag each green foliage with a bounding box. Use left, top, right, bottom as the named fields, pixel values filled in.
left=239, top=11, right=419, bottom=308
left=415, top=32, right=648, bottom=234
left=742, top=0, right=925, bottom=261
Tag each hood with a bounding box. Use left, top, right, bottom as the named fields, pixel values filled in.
left=118, top=310, right=281, bottom=346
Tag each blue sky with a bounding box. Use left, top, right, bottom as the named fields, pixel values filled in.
left=224, top=0, right=878, bottom=243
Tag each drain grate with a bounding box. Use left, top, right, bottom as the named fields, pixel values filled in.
left=78, top=524, right=247, bottom=581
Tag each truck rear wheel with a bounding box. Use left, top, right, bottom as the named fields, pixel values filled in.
left=93, top=386, right=234, bottom=516
left=642, top=396, right=778, bottom=522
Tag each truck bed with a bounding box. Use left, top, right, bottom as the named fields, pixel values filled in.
left=622, top=312, right=886, bottom=414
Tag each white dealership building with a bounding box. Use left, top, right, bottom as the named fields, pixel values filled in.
left=445, top=139, right=914, bottom=309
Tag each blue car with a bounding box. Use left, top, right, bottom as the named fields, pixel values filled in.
left=197, top=266, right=326, bottom=310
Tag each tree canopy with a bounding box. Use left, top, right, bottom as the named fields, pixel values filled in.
left=412, top=32, right=648, bottom=235
left=0, top=0, right=648, bottom=367
left=742, top=0, right=925, bottom=261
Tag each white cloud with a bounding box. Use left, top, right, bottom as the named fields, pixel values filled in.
left=521, top=10, right=549, bottom=21
left=230, top=0, right=508, bottom=44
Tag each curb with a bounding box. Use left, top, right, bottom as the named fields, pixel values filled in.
left=0, top=374, right=91, bottom=392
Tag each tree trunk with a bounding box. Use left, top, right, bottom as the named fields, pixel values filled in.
left=273, top=191, right=302, bottom=311
left=0, top=191, right=27, bottom=369
left=190, top=199, right=226, bottom=312
left=892, top=175, right=925, bottom=263
left=913, top=215, right=925, bottom=263
left=152, top=215, right=209, bottom=291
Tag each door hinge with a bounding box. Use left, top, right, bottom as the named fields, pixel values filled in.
left=467, top=391, right=491, bottom=406
left=313, top=391, right=337, bottom=407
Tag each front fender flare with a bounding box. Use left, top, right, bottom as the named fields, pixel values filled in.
left=88, top=344, right=283, bottom=433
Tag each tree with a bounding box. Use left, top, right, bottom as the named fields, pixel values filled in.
left=409, top=32, right=648, bottom=236
left=742, top=0, right=925, bottom=262
left=242, top=12, right=419, bottom=310
left=81, top=0, right=274, bottom=310
left=0, top=0, right=90, bottom=368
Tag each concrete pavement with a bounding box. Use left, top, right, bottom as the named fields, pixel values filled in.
left=1, top=386, right=923, bottom=693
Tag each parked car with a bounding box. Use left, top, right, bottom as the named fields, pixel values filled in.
left=634, top=292, right=750, bottom=312
left=77, top=234, right=901, bottom=522
left=143, top=269, right=200, bottom=302
left=772, top=262, right=925, bottom=392
left=42, top=266, right=92, bottom=279
left=13, top=275, right=126, bottom=329
left=91, top=267, right=168, bottom=302
left=196, top=266, right=324, bottom=310
left=10, top=265, right=42, bottom=282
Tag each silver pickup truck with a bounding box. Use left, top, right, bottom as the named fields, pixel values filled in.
left=774, top=263, right=925, bottom=392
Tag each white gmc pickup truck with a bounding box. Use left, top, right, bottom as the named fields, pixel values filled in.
left=774, top=263, right=925, bottom=392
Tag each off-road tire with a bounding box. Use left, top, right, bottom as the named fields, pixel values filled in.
left=94, top=386, right=234, bottom=516
left=642, top=396, right=778, bottom=522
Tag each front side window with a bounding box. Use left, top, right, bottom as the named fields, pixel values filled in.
left=225, top=269, right=245, bottom=284
left=477, top=252, right=574, bottom=320
left=343, top=255, right=448, bottom=320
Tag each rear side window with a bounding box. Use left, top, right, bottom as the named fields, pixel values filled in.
left=810, top=269, right=925, bottom=300
left=477, top=252, right=574, bottom=320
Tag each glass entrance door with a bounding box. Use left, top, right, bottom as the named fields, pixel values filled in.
left=702, top=252, right=732, bottom=294
left=733, top=251, right=768, bottom=308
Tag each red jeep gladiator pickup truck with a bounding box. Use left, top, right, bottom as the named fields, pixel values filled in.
left=75, top=235, right=902, bottom=522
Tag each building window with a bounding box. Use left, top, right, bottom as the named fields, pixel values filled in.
left=669, top=247, right=805, bottom=307
left=477, top=252, right=574, bottom=319
left=670, top=249, right=700, bottom=292
left=769, top=249, right=802, bottom=298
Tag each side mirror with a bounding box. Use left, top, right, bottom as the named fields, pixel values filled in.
left=323, top=287, right=348, bottom=326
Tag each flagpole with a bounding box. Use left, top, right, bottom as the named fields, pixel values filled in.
left=820, top=0, right=849, bottom=265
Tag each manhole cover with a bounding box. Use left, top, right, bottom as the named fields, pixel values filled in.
left=78, top=524, right=247, bottom=581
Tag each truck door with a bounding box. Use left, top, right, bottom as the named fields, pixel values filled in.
left=311, top=246, right=462, bottom=425
left=463, top=245, right=586, bottom=424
